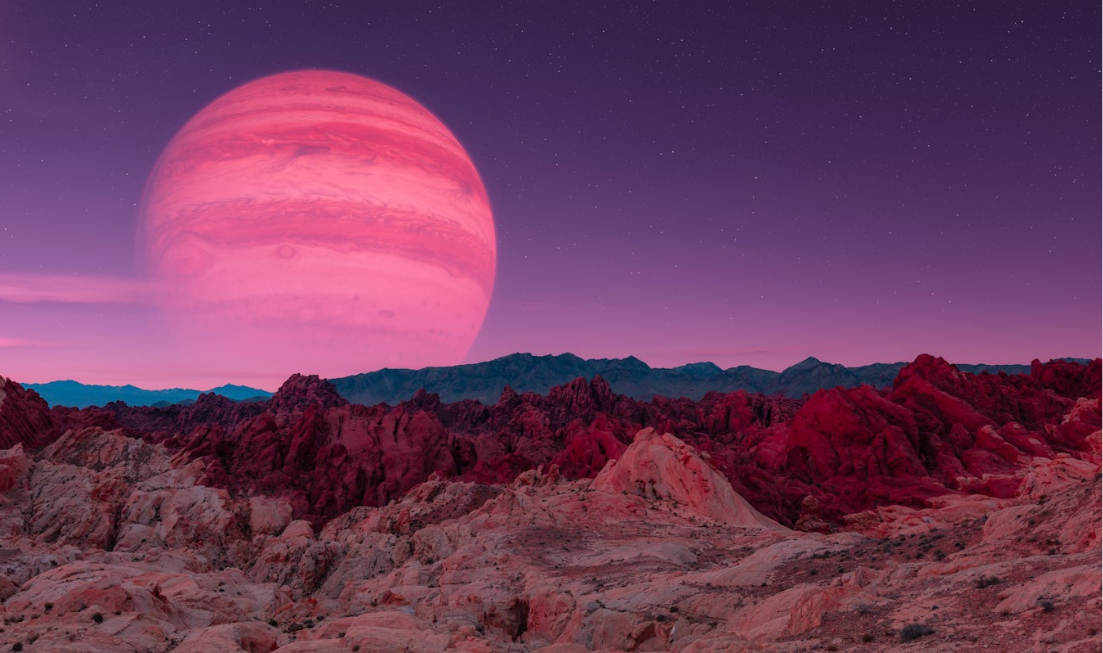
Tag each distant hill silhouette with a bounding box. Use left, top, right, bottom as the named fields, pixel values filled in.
left=329, top=352, right=1044, bottom=405
left=27, top=354, right=1085, bottom=408
left=25, top=380, right=272, bottom=408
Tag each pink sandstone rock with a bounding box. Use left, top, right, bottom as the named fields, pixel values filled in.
left=594, top=428, right=784, bottom=530
left=0, top=443, right=29, bottom=492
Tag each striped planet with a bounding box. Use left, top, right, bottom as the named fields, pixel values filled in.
left=139, top=70, right=496, bottom=382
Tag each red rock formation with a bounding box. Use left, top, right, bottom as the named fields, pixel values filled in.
left=268, top=373, right=349, bottom=416
left=6, top=355, right=1100, bottom=533
left=1032, top=357, right=1102, bottom=399
left=0, top=376, right=53, bottom=449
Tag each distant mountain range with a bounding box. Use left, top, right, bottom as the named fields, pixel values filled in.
left=24, top=380, right=272, bottom=409
left=26, top=353, right=1083, bottom=408
left=330, top=352, right=1045, bottom=405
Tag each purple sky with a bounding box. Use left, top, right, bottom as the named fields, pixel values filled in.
left=1, top=1, right=1099, bottom=389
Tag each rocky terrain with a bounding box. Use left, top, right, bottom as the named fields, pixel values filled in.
left=0, top=355, right=1098, bottom=651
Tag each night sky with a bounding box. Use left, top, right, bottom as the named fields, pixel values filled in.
left=1, top=1, right=1099, bottom=389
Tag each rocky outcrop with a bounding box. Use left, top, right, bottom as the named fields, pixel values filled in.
left=594, top=428, right=783, bottom=529
left=267, top=373, right=348, bottom=417
left=0, top=376, right=53, bottom=449
left=1032, top=357, right=1102, bottom=399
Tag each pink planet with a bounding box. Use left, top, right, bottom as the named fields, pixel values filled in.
left=139, top=70, right=496, bottom=384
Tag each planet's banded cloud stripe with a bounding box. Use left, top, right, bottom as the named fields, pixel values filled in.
left=151, top=202, right=495, bottom=297
left=140, top=70, right=497, bottom=378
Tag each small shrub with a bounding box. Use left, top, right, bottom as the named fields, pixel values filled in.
left=92, top=612, right=104, bottom=624
left=12, top=643, right=23, bottom=652
left=1038, top=599, right=1055, bottom=612
left=900, top=623, right=935, bottom=642
left=267, top=619, right=278, bottom=627
left=975, top=575, right=1001, bottom=589
left=862, top=633, right=875, bottom=642
left=43, top=603, right=53, bottom=614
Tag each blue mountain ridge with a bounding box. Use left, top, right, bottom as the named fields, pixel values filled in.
left=24, top=380, right=272, bottom=409
left=26, top=353, right=1082, bottom=408
left=328, top=352, right=1049, bottom=406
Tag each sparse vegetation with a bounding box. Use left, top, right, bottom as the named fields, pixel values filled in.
left=92, top=612, right=104, bottom=623
left=1038, top=598, right=1055, bottom=612
left=975, top=575, right=1002, bottom=588
left=900, top=623, right=935, bottom=642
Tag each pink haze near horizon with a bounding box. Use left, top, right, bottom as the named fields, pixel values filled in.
left=0, top=264, right=1094, bottom=391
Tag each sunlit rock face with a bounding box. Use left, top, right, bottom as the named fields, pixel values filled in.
left=140, top=70, right=495, bottom=381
